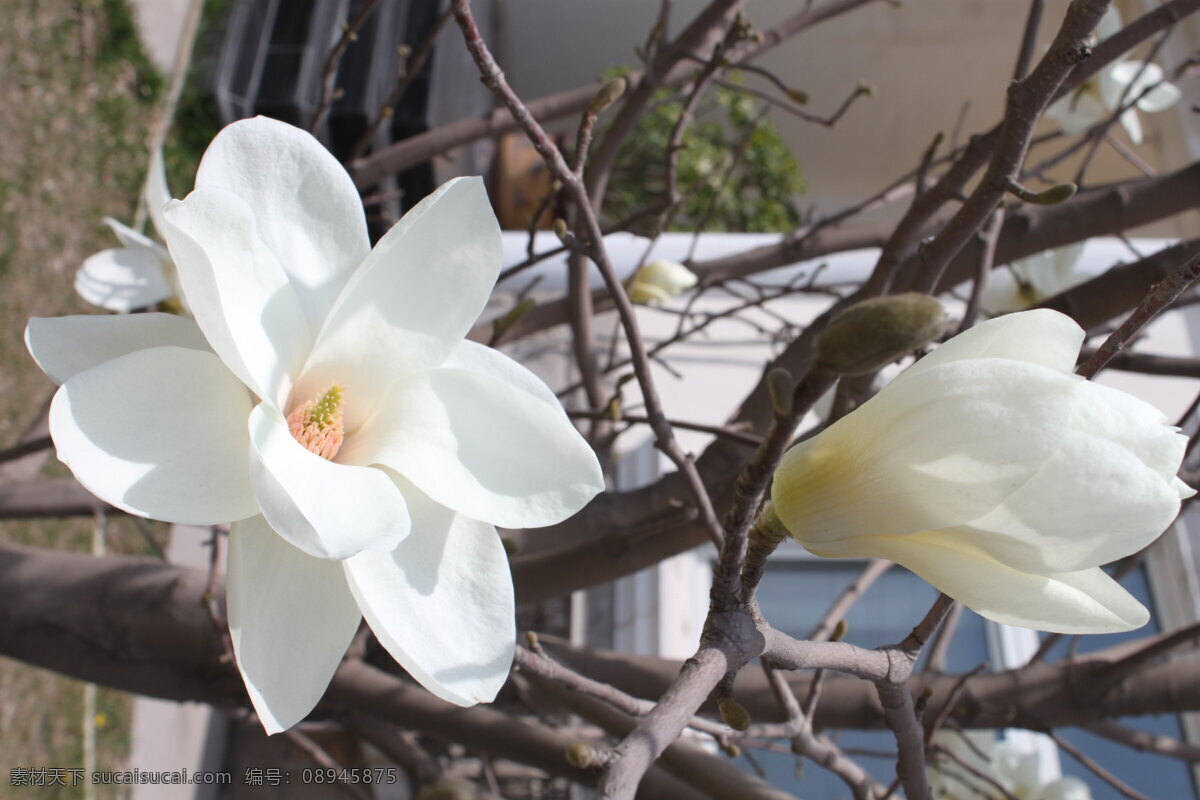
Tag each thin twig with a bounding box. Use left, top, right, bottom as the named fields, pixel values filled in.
left=568, top=409, right=764, bottom=447
left=1048, top=730, right=1152, bottom=800
left=0, top=434, right=52, bottom=465
left=347, top=7, right=452, bottom=161
left=451, top=0, right=726, bottom=549
left=284, top=727, right=373, bottom=800
left=310, top=0, right=381, bottom=135
left=1077, top=247, right=1200, bottom=378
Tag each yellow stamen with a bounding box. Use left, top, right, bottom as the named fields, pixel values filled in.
left=287, top=385, right=345, bottom=460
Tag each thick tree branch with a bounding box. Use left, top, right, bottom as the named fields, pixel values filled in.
left=5, top=544, right=1200, bottom=735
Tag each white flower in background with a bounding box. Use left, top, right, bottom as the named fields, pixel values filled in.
left=75, top=148, right=179, bottom=312
left=628, top=259, right=699, bottom=304
left=1045, top=7, right=1181, bottom=145
left=27, top=117, right=604, bottom=733
left=929, top=731, right=1093, bottom=800
left=981, top=242, right=1088, bottom=315
left=770, top=309, right=1193, bottom=634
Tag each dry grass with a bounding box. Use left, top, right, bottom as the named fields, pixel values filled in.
left=0, top=0, right=166, bottom=793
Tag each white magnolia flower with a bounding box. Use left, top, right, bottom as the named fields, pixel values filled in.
left=770, top=309, right=1193, bottom=634
left=27, top=117, right=604, bottom=733
left=981, top=242, right=1088, bottom=315
left=75, top=148, right=179, bottom=312
left=929, top=731, right=1093, bottom=800
left=1045, top=8, right=1181, bottom=145
left=628, top=259, right=698, bottom=304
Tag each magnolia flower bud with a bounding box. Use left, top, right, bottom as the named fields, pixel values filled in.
left=628, top=260, right=699, bottom=304
left=718, top=697, right=752, bottom=731
left=565, top=742, right=601, bottom=768
left=773, top=309, right=1194, bottom=634
left=588, top=76, right=627, bottom=115
left=816, top=293, right=946, bottom=376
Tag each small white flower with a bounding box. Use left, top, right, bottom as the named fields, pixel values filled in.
left=929, top=731, right=1094, bottom=800
left=27, top=117, right=604, bottom=733
left=770, top=309, right=1194, bottom=634
left=75, top=148, right=179, bottom=312
left=981, top=242, right=1088, bottom=315
left=1045, top=8, right=1181, bottom=145
left=628, top=259, right=699, bottom=304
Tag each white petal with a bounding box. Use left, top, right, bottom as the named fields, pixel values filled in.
left=104, top=217, right=168, bottom=256
left=339, top=367, right=603, bottom=529
left=893, top=309, right=1083, bottom=384
left=979, top=268, right=1028, bottom=315
left=145, top=145, right=172, bottom=241
left=1045, top=241, right=1087, bottom=293
left=775, top=359, right=1080, bottom=545
left=75, top=246, right=174, bottom=312
left=1112, top=61, right=1163, bottom=95
left=162, top=186, right=311, bottom=408
left=630, top=260, right=698, bottom=303
left=344, top=480, right=515, bottom=706
left=49, top=346, right=258, bottom=524
left=959, top=427, right=1183, bottom=573
left=1045, top=90, right=1107, bottom=135
left=296, top=178, right=501, bottom=429
left=26, top=313, right=209, bottom=385
left=1119, top=107, right=1145, bottom=145
left=809, top=532, right=1149, bottom=634
left=1097, top=6, right=1122, bottom=40
left=1043, top=777, right=1094, bottom=800
left=194, top=117, right=369, bottom=329
left=248, top=403, right=410, bottom=559
left=442, top=340, right=569, bottom=418
left=227, top=515, right=362, bottom=734
left=1136, top=79, right=1181, bottom=114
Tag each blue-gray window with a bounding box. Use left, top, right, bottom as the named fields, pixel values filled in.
left=750, top=559, right=1195, bottom=799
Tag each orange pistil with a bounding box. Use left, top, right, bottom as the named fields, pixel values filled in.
left=287, top=385, right=345, bottom=460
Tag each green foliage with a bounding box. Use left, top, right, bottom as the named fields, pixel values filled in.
left=96, top=0, right=164, bottom=103
left=602, top=72, right=805, bottom=233
left=162, top=0, right=231, bottom=196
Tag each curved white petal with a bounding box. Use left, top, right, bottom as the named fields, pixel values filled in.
left=955, top=428, right=1183, bottom=573
left=442, top=340, right=569, bottom=418
left=1043, top=777, right=1094, bottom=800
left=194, top=116, right=369, bottom=329
left=1112, top=61, right=1163, bottom=95
left=1136, top=79, right=1181, bottom=114
left=75, top=246, right=173, bottom=312
left=104, top=217, right=169, bottom=257
left=162, top=186, right=311, bottom=408
left=344, top=480, right=514, bottom=706
left=227, top=514, right=362, bottom=734
left=145, top=146, right=172, bottom=241
left=297, top=178, right=502, bottom=429
left=630, top=260, right=697, bottom=303
left=1097, top=6, right=1122, bottom=41
left=339, top=367, right=603, bottom=529
left=1043, top=241, right=1087, bottom=294
left=893, top=309, right=1083, bottom=385
left=810, top=532, right=1149, bottom=634
left=49, top=346, right=257, bottom=524
left=248, top=403, right=410, bottom=559
left=26, top=313, right=208, bottom=385
left=979, top=268, right=1028, bottom=315
left=775, top=359, right=1080, bottom=544
left=1046, top=89, right=1107, bottom=135
left=1118, top=106, right=1145, bottom=145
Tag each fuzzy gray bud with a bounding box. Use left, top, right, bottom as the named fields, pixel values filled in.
left=817, top=293, right=946, bottom=376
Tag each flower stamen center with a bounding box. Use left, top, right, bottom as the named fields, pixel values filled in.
left=287, top=385, right=345, bottom=460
